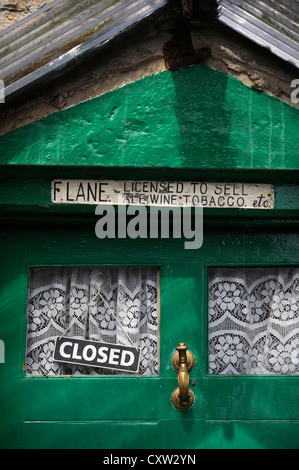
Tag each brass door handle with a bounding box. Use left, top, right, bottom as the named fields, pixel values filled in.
left=171, top=343, right=195, bottom=411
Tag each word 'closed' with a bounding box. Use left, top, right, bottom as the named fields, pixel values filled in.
left=53, top=337, right=140, bottom=373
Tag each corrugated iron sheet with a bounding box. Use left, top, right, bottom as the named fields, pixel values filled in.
left=0, top=0, right=297, bottom=101
left=217, top=0, right=299, bottom=68
left=0, top=0, right=168, bottom=100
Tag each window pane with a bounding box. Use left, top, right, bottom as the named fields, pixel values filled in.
left=26, top=267, right=159, bottom=376
left=208, top=267, right=299, bottom=375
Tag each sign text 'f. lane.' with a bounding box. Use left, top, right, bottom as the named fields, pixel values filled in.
left=53, top=337, right=141, bottom=373
left=52, top=180, right=275, bottom=209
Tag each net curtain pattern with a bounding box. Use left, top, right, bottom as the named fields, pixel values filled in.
left=26, top=266, right=299, bottom=376
left=209, top=267, right=299, bottom=375
left=26, top=267, right=159, bottom=376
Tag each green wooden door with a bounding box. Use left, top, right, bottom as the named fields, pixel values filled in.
left=0, top=221, right=299, bottom=449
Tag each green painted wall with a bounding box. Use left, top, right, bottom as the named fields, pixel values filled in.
left=0, top=66, right=298, bottom=169
left=0, top=65, right=299, bottom=449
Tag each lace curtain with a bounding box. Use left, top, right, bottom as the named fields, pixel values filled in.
left=209, top=267, right=299, bottom=375
left=26, top=267, right=159, bottom=376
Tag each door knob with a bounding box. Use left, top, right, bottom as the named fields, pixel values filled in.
left=171, top=342, right=195, bottom=411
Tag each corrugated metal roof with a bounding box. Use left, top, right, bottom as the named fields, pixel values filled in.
left=0, top=0, right=297, bottom=102
left=217, top=0, right=299, bottom=68
left=0, top=0, right=169, bottom=101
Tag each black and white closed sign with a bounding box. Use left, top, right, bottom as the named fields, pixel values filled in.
left=53, top=337, right=140, bottom=373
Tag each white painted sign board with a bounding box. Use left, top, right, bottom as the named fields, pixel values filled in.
left=52, top=180, right=275, bottom=209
